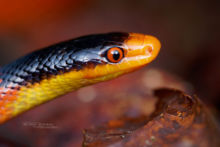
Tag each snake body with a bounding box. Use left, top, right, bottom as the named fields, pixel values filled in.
left=0, top=32, right=161, bottom=124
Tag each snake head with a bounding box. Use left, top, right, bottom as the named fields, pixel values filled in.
left=81, top=32, right=161, bottom=81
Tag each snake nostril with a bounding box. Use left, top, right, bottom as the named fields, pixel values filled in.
left=147, top=46, right=153, bottom=53
left=143, top=46, right=153, bottom=56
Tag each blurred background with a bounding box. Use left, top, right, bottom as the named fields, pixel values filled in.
left=0, top=0, right=219, bottom=146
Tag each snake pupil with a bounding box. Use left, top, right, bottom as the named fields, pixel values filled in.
left=112, top=50, right=120, bottom=60
left=106, top=47, right=123, bottom=63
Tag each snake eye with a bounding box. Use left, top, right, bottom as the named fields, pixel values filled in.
left=106, top=47, right=124, bottom=63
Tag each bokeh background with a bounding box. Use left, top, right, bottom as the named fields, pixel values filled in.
left=0, top=0, right=219, bottom=146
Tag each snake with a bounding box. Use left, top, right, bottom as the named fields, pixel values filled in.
left=0, top=32, right=161, bottom=124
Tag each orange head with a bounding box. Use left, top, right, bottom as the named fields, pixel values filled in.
left=80, top=32, right=161, bottom=81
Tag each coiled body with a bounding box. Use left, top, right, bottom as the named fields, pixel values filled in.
left=0, top=32, right=161, bottom=124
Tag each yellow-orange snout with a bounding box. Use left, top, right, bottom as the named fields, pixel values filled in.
left=120, top=33, right=161, bottom=70
left=124, top=33, right=161, bottom=63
